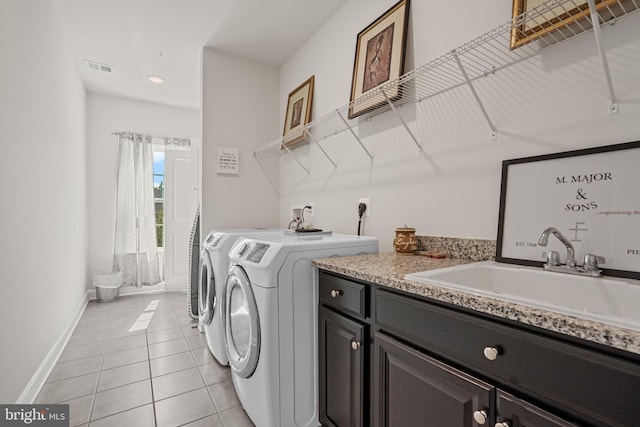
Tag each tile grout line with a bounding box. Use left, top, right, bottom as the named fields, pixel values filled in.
left=145, top=301, right=159, bottom=427
left=84, top=301, right=107, bottom=426
left=47, top=295, right=236, bottom=426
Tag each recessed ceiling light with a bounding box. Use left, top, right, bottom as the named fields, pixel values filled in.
left=148, top=75, right=164, bottom=84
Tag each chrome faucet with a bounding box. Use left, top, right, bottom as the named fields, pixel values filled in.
left=537, top=227, right=604, bottom=277
left=538, top=227, right=576, bottom=267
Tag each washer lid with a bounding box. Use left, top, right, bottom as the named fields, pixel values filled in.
left=225, top=265, right=260, bottom=378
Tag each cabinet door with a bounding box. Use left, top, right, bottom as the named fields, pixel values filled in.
left=495, top=390, right=578, bottom=427
left=374, top=332, right=493, bottom=427
left=319, top=306, right=366, bottom=427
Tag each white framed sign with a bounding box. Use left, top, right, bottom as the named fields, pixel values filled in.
left=216, top=146, right=239, bottom=175
left=496, top=141, right=640, bottom=280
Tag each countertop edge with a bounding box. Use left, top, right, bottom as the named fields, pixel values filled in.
left=313, top=253, right=640, bottom=356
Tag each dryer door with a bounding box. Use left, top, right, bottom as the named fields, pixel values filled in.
left=225, top=265, right=260, bottom=378
left=198, top=249, right=215, bottom=326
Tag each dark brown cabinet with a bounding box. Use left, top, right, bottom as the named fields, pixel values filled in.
left=318, top=270, right=640, bottom=427
left=319, top=305, right=366, bottom=427
left=373, top=332, right=492, bottom=427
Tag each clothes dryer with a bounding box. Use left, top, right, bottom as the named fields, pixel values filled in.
left=198, top=228, right=283, bottom=365
left=224, top=233, right=378, bottom=427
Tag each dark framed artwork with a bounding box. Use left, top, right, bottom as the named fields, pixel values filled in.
left=348, top=0, right=410, bottom=119
left=283, top=75, right=315, bottom=148
left=496, top=140, right=640, bottom=280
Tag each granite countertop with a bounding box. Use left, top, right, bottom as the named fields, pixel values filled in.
left=313, top=252, right=640, bottom=356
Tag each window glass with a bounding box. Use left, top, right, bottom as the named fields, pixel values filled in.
left=153, top=150, right=164, bottom=248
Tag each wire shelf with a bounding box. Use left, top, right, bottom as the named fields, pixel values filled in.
left=254, top=0, right=639, bottom=166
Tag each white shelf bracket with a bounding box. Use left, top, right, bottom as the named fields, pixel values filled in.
left=452, top=49, right=498, bottom=140
left=586, top=0, right=619, bottom=115
left=337, top=109, right=374, bottom=163
left=281, top=140, right=310, bottom=174
left=381, top=88, right=425, bottom=155
left=305, top=129, right=337, bottom=168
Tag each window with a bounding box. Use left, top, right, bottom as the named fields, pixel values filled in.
left=153, top=149, right=165, bottom=248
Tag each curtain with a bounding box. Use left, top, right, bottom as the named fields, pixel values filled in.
left=113, top=133, right=161, bottom=287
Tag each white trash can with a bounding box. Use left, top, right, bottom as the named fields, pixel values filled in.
left=93, top=272, right=122, bottom=303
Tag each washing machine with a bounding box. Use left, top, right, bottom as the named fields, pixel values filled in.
left=224, top=233, right=378, bottom=427
left=198, top=228, right=283, bottom=365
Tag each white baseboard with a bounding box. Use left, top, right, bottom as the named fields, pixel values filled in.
left=16, top=291, right=90, bottom=404
left=87, top=283, right=166, bottom=301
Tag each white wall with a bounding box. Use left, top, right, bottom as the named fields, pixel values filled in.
left=0, top=0, right=87, bottom=403
left=201, top=49, right=280, bottom=233
left=278, top=0, right=640, bottom=252
left=86, top=93, right=199, bottom=287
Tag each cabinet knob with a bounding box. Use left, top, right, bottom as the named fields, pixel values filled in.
left=483, top=346, right=499, bottom=361
left=330, top=289, right=343, bottom=298
left=351, top=340, right=361, bottom=351
left=495, top=422, right=510, bottom=427
left=473, top=409, right=488, bottom=424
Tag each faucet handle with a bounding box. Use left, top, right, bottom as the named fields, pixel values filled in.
left=542, top=250, right=561, bottom=266
left=583, top=254, right=605, bottom=271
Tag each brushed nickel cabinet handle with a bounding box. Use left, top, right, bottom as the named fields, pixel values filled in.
left=483, top=346, right=499, bottom=361
left=473, top=409, right=488, bottom=424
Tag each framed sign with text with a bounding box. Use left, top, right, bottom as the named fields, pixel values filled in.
left=496, top=140, right=640, bottom=280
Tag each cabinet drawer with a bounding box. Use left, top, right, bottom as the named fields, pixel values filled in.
left=319, top=272, right=366, bottom=319
left=375, top=289, right=640, bottom=427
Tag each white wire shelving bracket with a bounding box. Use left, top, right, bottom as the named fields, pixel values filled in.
left=336, top=109, right=374, bottom=163
left=305, top=129, right=337, bottom=169
left=254, top=0, right=638, bottom=172
left=451, top=49, right=498, bottom=140
left=252, top=137, right=310, bottom=174
left=381, top=88, right=425, bottom=155
left=586, top=0, right=620, bottom=114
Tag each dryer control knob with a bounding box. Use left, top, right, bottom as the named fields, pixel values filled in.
left=237, top=242, right=249, bottom=256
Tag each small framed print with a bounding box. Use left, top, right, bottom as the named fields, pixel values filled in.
left=283, top=75, right=314, bottom=148
left=348, top=0, right=410, bottom=119
left=216, top=146, right=239, bottom=175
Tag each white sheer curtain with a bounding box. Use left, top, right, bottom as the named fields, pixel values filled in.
left=113, top=133, right=161, bottom=287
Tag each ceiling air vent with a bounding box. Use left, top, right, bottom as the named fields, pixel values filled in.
left=85, top=60, right=113, bottom=73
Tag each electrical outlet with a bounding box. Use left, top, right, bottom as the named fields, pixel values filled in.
left=358, top=198, right=370, bottom=216
left=291, top=206, right=302, bottom=221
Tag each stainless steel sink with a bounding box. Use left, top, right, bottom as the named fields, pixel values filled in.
left=405, top=261, right=640, bottom=331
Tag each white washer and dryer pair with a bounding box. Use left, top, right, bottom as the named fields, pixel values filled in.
left=198, top=228, right=283, bottom=365
left=224, top=232, right=379, bottom=427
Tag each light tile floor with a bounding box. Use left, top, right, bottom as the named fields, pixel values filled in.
left=36, top=292, right=254, bottom=427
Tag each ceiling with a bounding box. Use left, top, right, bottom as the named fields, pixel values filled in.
left=51, top=0, right=348, bottom=109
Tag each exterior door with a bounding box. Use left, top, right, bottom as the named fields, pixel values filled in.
left=225, top=265, right=260, bottom=377
left=164, top=143, right=199, bottom=291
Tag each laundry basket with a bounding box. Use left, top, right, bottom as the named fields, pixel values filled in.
left=93, top=272, right=122, bottom=303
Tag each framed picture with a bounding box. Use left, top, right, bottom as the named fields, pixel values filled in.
left=510, top=0, right=619, bottom=49
left=496, top=140, right=640, bottom=280
left=283, top=75, right=314, bottom=148
left=348, top=0, right=410, bottom=119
